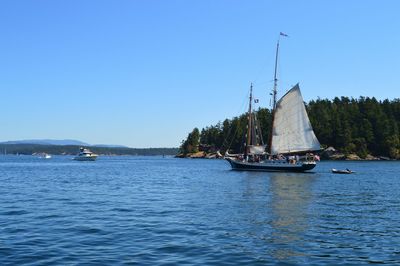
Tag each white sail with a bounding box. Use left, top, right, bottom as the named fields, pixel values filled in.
left=271, top=84, right=320, bottom=155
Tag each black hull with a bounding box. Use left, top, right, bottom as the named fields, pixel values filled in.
left=226, top=158, right=316, bottom=172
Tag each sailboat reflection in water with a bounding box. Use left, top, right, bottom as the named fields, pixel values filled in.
left=268, top=172, right=315, bottom=260
left=224, top=36, right=321, bottom=172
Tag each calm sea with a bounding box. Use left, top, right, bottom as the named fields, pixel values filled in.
left=1, top=155, right=400, bottom=265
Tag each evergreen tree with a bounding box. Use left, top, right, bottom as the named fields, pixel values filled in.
left=180, top=128, right=200, bottom=155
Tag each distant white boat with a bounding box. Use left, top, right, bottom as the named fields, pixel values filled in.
left=35, top=152, right=52, bottom=159
left=73, top=147, right=98, bottom=161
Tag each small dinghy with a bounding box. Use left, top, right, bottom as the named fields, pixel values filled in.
left=332, top=168, right=354, bottom=174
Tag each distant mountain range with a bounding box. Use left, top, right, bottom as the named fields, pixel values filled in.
left=0, top=142, right=178, bottom=156
left=0, top=139, right=128, bottom=148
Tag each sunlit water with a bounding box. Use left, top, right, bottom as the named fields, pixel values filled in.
left=1, top=155, right=400, bottom=265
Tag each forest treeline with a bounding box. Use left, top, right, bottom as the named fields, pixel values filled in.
left=180, top=97, right=400, bottom=159
left=0, top=144, right=179, bottom=156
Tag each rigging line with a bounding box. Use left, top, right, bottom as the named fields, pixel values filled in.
left=252, top=80, right=272, bottom=87
left=224, top=87, right=249, bottom=131
left=238, top=87, right=251, bottom=115
left=252, top=66, right=269, bottom=85
left=222, top=119, right=240, bottom=153
left=222, top=106, right=248, bottom=152
left=220, top=114, right=241, bottom=152
left=252, top=45, right=277, bottom=84
left=221, top=123, right=234, bottom=151
left=221, top=86, right=252, bottom=153
left=254, top=111, right=265, bottom=146
left=210, top=85, right=250, bottom=153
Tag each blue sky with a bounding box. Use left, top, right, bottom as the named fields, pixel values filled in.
left=0, top=0, right=399, bottom=147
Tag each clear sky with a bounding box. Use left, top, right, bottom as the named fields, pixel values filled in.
left=0, top=0, right=399, bottom=147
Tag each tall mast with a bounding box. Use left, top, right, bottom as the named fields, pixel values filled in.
left=245, top=83, right=253, bottom=157
left=272, top=40, right=279, bottom=110
left=268, top=39, right=280, bottom=154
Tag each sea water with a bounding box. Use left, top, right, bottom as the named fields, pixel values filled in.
left=1, top=155, right=400, bottom=265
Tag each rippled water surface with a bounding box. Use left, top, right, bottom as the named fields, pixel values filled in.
left=1, top=155, right=400, bottom=265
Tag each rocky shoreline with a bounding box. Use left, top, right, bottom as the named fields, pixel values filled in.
left=175, top=151, right=222, bottom=159
left=175, top=147, right=397, bottom=161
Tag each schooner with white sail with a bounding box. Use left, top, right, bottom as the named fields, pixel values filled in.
left=225, top=35, right=321, bottom=172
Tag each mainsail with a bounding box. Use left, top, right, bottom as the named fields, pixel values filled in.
left=270, top=84, right=320, bottom=155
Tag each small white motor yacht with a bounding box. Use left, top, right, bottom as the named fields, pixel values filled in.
left=73, top=147, right=98, bottom=161
left=35, top=152, right=52, bottom=159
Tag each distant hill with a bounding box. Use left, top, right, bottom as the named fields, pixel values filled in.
left=0, top=139, right=129, bottom=148
left=1, top=139, right=90, bottom=146
left=0, top=143, right=179, bottom=156
left=93, top=144, right=129, bottom=148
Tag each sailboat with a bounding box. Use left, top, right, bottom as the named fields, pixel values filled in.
left=225, top=37, right=321, bottom=172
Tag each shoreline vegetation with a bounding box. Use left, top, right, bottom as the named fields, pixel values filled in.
left=177, top=97, right=400, bottom=160
left=0, top=144, right=178, bottom=156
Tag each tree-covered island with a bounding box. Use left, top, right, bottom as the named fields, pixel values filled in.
left=178, top=97, right=400, bottom=160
